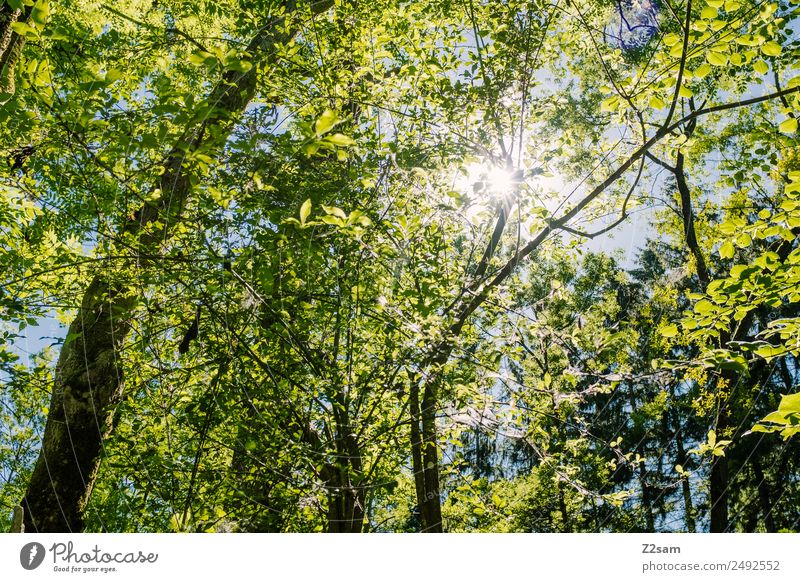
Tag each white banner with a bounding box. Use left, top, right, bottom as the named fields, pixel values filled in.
left=1, top=533, right=797, bottom=581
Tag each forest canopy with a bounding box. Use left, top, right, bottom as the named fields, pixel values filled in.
left=1, top=0, right=799, bottom=533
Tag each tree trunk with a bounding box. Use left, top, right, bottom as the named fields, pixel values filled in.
left=664, top=141, right=731, bottom=533
left=558, top=482, right=571, bottom=532
left=409, top=376, right=442, bottom=532
left=409, top=379, right=427, bottom=530
left=752, top=455, right=776, bottom=533
left=638, top=458, right=655, bottom=532
left=0, top=4, right=31, bottom=96
left=21, top=277, right=134, bottom=531
left=709, top=394, right=729, bottom=533
left=674, top=152, right=709, bottom=286
left=420, top=389, right=443, bottom=532
left=323, top=463, right=365, bottom=533
left=19, top=0, right=333, bottom=532
left=324, top=401, right=366, bottom=533
left=674, top=420, right=696, bottom=533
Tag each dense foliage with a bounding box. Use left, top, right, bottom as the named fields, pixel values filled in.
left=1, top=0, right=799, bottom=532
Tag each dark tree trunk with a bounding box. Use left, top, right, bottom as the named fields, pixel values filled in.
left=638, top=458, right=655, bottom=532
left=0, top=4, right=32, bottom=96
left=673, top=152, right=709, bottom=286
left=752, top=456, right=777, bottom=533
left=663, top=140, right=730, bottom=533
left=420, top=396, right=443, bottom=532
left=324, top=402, right=366, bottom=533
left=709, top=398, right=729, bottom=533
left=323, top=463, right=366, bottom=533
left=409, top=375, right=443, bottom=532
left=674, top=420, right=696, bottom=533
left=558, top=482, right=571, bottom=532
left=409, top=379, right=427, bottom=530
left=22, top=278, right=134, bottom=531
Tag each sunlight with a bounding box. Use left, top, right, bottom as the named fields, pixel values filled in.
left=456, top=162, right=517, bottom=199
left=485, top=166, right=516, bottom=195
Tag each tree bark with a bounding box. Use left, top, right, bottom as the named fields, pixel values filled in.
left=673, top=152, right=709, bottom=286
left=322, top=455, right=365, bottom=533
left=673, top=418, right=696, bottom=532
left=420, top=383, right=443, bottom=531
left=408, top=373, right=443, bottom=532
left=658, top=136, right=733, bottom=533
left=709, top=457, right=729, bottom=532
left=709, top=372, right=732, bottom=533
left=751, top=456, right=776, bottom=533
left=408, top=377, right=427, bottom=530
left=21, top=277, right=134, bottom=531
left=324, top=389, right=366, bottom=533
left=0, top=4, right=31, bottom=96
left=557, top=482, right=571, bottom=532
left=20, top=0, right=333, bottom=532
left=638, top=458, right=655, bottom=532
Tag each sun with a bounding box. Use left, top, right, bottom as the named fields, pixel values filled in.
left=485, top=166, right=516, bottom=195
left=456, top=162, right=518, bottom=199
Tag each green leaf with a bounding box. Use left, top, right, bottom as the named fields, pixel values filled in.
left=761, top=411, right=788, bottom=425
left=10, top=21, right=36, bottom=37
left=314, top=109, right=339, bottom=136
left=600, top=95, right=620, bottom=112
left=753, top=60, right=769, bottom=75
left=225, top=59, right=252, bottom=73
left=105, top=68, right=124, bottom=83
left=779, top=117, right=798, bottom=133
left=661, top=324, right=679, bottom=338
left=324, top=133, right=355, bottom=147
left=320, top=215, right=345, bottom=227
left=188, top=51, right=215, bottom=66
left=706, top=52, right=727, bottom=67
left=700, top=6, right=717, bottom=19
left=693, top=64, right=712, bottom=79
left=302, top=142, right=320, bottom=156
left=761, top=41, right=782, bottom=57
left=321, top=205, right=347, bottom=218
left=777, top=392, right=800, bottom=416
left=735, top=233, right=752, bottom=247
left=30, top=0, right=49, bottom=26
left=717, top=357, right=748, bottom=373
left=755, top=345, right=784, bottom=359
left=719, top=240, right=735, bottom=259
left=695, top=299, right=715, bottom=314
left=299, top=199, right=312, bottom=226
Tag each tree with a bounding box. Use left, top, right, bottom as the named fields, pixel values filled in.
left=2, top=0, right=799, bottom=533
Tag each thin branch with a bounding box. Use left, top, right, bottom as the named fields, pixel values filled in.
left=645, top=151, right=676, bottom=172
left=554, top=155, right=645, bottom=240
left=100, top=4, right=210, bottom=53
left=663, top=0, right=692, bottom=130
